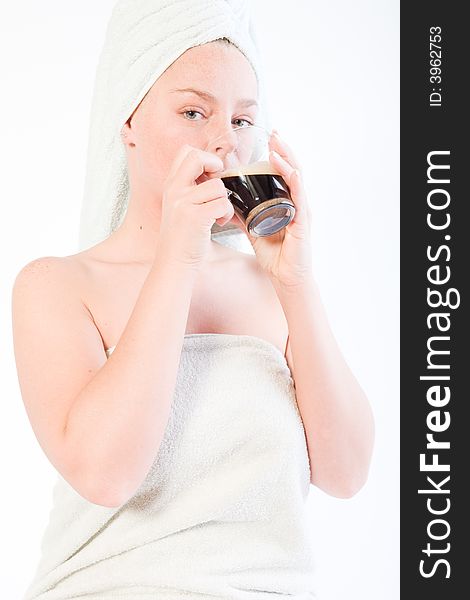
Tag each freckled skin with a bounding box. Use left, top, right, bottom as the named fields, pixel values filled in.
left=110, top=40, right=259, bottom=266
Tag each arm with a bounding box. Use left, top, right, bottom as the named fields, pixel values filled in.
left=12, top=146, right=228, bottom=509
left=12, top=251, right=198, bottom=508
left=63, top=252, right=198, bottom=506
left=273, top=276, right=375, bottom=499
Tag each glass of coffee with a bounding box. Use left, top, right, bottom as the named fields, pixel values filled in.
left=205, top=125, right=296, bottom=237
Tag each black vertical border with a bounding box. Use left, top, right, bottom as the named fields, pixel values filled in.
left=401, top=3, right=467, bottom=598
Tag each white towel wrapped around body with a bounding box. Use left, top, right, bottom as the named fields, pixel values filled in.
left=23, top=335, right=316, bottom=599
left=78, top=0, right=272, bottom=253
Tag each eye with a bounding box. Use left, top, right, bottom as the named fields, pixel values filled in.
left=183, top=110, right=204, bottom=121
left=233, top=118, right=254, bottom=127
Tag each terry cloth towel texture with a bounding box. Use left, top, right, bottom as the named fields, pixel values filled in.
left=22, top=334, right=316, bottom=599
left=77, top=0, right=272, bottom=254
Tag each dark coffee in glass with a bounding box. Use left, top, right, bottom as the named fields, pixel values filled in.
left=221, top=160, right=295, bottom=237
left=206, top=125, right=296, bottom=237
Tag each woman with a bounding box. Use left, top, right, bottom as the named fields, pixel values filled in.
left=12, top=1, right=374, bottom=598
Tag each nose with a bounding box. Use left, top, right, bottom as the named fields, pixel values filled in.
left=206, top=127, right=239, bottom=160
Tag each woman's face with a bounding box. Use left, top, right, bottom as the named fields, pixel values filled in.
left=122, top=41, right=259, bottom=197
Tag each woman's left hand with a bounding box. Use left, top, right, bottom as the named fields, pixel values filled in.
left=237, top=130, right=314, bottom=289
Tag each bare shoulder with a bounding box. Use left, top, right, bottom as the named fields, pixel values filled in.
left=12, top=253, right=92, bottom=316
left=11, top=252, right=108, bottom=493
left=13, top=254, right=81, bottom=295
left=13, top=247, right=94, bottom=278
left=14, top=254, right=65, bottom=278
left=11, top=252, right=100, bottom=359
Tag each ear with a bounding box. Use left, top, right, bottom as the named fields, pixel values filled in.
left=120, top=119, right=136, bottom=147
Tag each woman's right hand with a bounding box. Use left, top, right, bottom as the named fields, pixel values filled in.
left=157, top=144, right=235, bottom=270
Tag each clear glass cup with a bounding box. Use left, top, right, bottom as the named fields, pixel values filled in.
left=205, top=125, right=296, bottom=237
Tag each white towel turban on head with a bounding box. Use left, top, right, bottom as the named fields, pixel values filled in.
left=77, top=0, right=271, bottom=252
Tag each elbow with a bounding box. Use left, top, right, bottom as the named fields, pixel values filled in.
left=310, top=437, right=375, bottom=499
left=308, top=389, right=376, bottom=499
left=66, top=475, right=124, bottom=508
left=87, top=472, right=138, bottom=507
left=87, top=489, right=126, bottom=508
left=312, top=469, right=370, bottom=499
left=66, top=465, right=133, bottom=508
left=329, top=472, right=369, bottom=499
left=333, top=405, right=375, bottom=498
left=64, top=441, right=140, bottom=508
left=337, top=448, right=375, bottom=499
left=80, top=484, right=130, bottom=508
left=60, top=475, right=125, bottom=508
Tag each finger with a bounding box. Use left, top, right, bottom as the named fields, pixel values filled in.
left=289, top=169, right=311, bottom=224
left=190, top=177, right=228, bottom=205
left=231, top=210, right=248, bottom=232
left=270, top=151, right=310, bottom=222
left=269, top=149, right=295, bottom=181
left=169, top=145, right=224, bottom=185
left=269, top=131, right=312, bottom=225
left=166, top=144, right=194, bottom=181
left=181, top=148, right=225, bottom=185
left=215, top=202, right=236, bottom=227
left=268, top=131, right=301, bottom=172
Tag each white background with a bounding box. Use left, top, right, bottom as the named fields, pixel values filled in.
left=0, top=1, right=399, bottom=598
